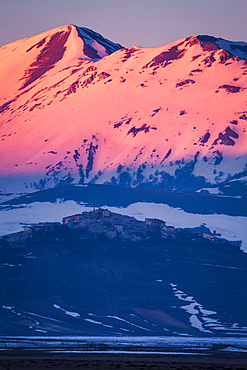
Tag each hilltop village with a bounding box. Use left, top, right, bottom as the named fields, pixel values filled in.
left=62, top=208, right=177, bottom=241
left=1, top=207, right=229, bottom=247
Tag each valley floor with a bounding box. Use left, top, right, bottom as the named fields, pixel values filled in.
left=1, top=351, right=247, bottom=369
left=1, top=336, right=247, bottom=369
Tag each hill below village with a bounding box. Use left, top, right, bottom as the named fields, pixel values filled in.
left=1, top=211, right=247, bottom=336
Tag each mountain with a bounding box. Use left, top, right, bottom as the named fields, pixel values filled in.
left=1, top=26, right=247, bottom=339
left=0, top=25, right=247, bottom=194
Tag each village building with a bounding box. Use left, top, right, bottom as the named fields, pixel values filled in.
left=21, top=222, right=61, bottom=240
left=161, top=225, right=176, bottom=239
left=63, top=208, right=112, bottom=228
left=63, top=214, right=82, bottom=227
left=31, top=222, right=60, bottom=231
left=145, top=218, right=166, bottom=227
left=102, top=209, right=111, bottom=218
left=105, top=226, right=117, bottom=239
left=82, top=208, right=111, bottom=220
left=201, top=232, right=214, bottom=241
left=115, top=224, right=124, bottom=233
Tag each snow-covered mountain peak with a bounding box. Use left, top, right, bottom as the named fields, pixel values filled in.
left=0, top=24, right=123, bottom=98
left=0, top=27, right=246, bottom=193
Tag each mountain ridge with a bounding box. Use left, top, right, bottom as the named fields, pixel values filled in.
left=0, top=25, right=246, bottom=194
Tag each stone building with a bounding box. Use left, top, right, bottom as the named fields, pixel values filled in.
left=161, top=225, right=176, bottom=239
left=145, top=218, right=166, bottom=227
left=201, top=232, right=214, bottom=241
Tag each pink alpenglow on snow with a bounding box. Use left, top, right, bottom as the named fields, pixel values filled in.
left=0, top=25, right=246, bottom=191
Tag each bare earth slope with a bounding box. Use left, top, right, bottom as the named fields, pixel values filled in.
left=0, top=26, right=246, bottom=192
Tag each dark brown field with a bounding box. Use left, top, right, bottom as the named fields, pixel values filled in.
left=1, top=352, right=247, bottom=370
